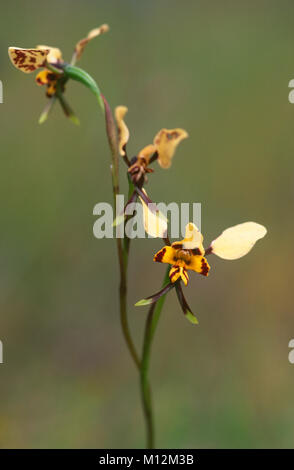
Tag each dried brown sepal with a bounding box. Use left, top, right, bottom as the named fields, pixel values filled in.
left=73, top=24, right=109, bottom=62
left=154, top=128, right=188, bottom=169
left=115, top=106, right=130, bottom=157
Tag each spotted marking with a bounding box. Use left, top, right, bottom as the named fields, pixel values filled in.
left=154, top=247, right=166, bottom=263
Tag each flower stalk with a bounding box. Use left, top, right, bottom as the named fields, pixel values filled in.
left=9, top=26, right=268, bottom=450
left=140, top=266, right=170, bottom=449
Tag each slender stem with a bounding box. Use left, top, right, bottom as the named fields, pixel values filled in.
left=140, top=266, right=170, bottom=448
left=102, top=95, right=140, bottom=369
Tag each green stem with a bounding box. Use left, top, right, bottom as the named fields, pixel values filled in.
left=140, top=266, right=170, bottom=448
left=65, top=65, right=140, bottom=368
left=102, top=95, right=140, bottom=369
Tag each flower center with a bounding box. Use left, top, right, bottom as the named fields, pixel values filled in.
left=175, top=249, right=191, bottom=265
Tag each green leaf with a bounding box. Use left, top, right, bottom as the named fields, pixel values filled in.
left=135, top=298, right=153, bottom=307
left=185, top=310, right=199, bottom=325
left=62, top=64, right=104, bottom=111
left=135, top=279, right=174, bottom=309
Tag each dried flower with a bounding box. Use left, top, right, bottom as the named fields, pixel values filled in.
left=114, top=105, right=188, bottom=183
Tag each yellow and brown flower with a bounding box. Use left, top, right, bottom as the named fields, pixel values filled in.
left=154, top=223, right=210, bottom=286
left=8, top=25, right=109, bottom=121
left=114, top=105, right=188, bottom=183
left=136, top=221, right=267, bottom=324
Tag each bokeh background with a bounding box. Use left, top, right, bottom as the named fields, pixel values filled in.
left=1, top=0, right=294, bottom=448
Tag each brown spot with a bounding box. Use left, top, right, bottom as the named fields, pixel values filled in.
left=171, top=242, right=182, bottom=249
left=182, top=268, right=189, bottom=283
left=200, top=258, right=210, bottom=276
left=154, top=247, right=166, bottom=263
left=167, top=131, right=180, bottom=140
left=191, top=248, right=202, bottom=255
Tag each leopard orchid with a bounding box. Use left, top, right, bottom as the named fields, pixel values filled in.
left=136, top=221, right=267, bottom=324
left=8, top=24, right=109, bottom=123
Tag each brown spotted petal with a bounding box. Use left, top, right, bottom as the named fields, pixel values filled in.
left=73, top=24, right=109, bottom=62
left=115, top=106, right=130, bottom=156
left=8, top=47, right=49, bottom=73
left=153, top=128, right=188, bottom=169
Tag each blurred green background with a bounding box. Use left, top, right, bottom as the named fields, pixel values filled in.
left=1, top=0, right=294, bottom=448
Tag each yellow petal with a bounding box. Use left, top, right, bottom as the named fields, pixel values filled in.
left=154, top=246, right=176, bottom=264
left=169, top=266, right=181, bottom=283
left=36, top=70, right=51, bottom=85
left=74, top=24, right=109, bottom=61
left=138, top=144, right=157, bottom=164
left=188, top=255, right=210, bottom=276
left=140, top=190, right=168, bottom=238
left=153, top=128, right=188, bottom=169
left=46, top=82, right=58, bottom=98
left=115, top=106, right=130, bottom=156
left=8, top=47, right=49, bottom=73
left=37, top=45, right=63, bottom=64
left=172, top=222, right=204, bottom=253
left=169, top=266, right=189, bottom=285
left=210, top=222, right=267, bottom=260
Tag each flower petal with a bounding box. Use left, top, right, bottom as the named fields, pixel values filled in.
left=138, top=144, right=157, bottom=164
left=35, top=70, right=51, bottom=85
left=172, top=222, right=204, bottom=253
left=188, top=255, right=210, bottom=276
left=210, top=222, right=267, bottom=260
left=169, top=266, right=189, bottom=285
left=115, top=106, right=130, bottom=156
left=37, top=45, right=63, bottom=64
left=139, top=189, right=168, bottom=238
left=153, top=128, right=188, bottom=168
left=8, top=47, right=49, bottom=73
left=169, top=265, right=182, bottom=283
left=73, top=24, right=109, bottom=62
left=154, top=246, right=176, bottom=264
